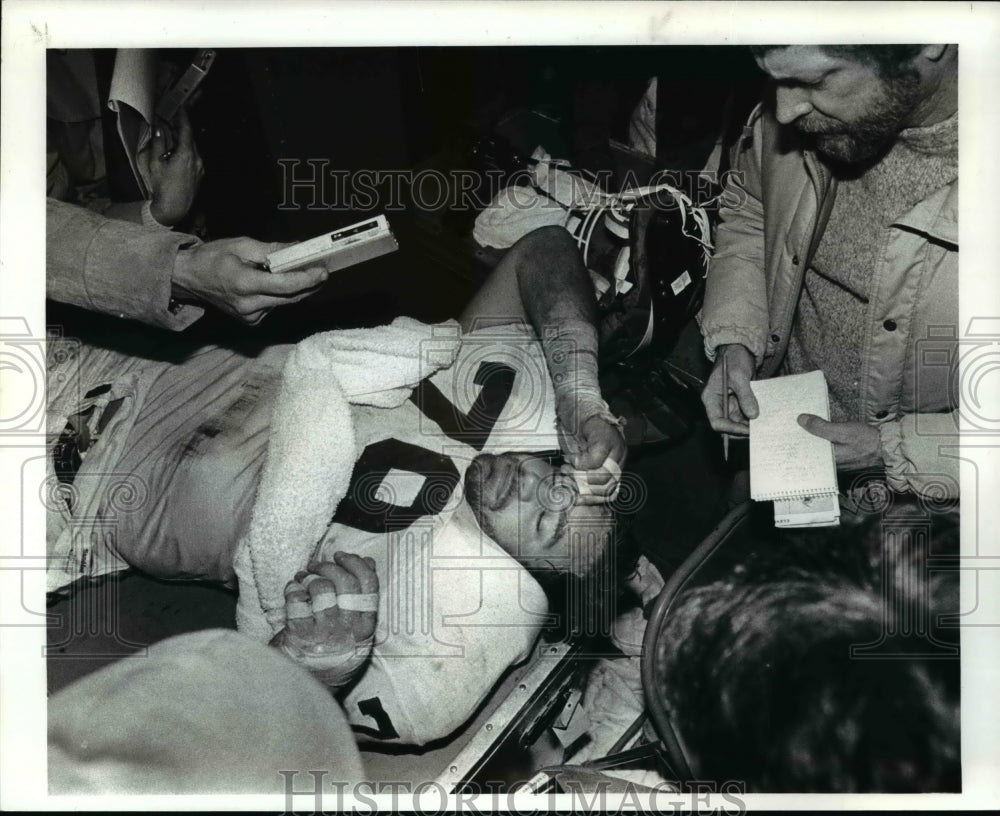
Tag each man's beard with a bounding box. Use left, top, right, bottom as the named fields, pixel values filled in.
left=797, top=75, right=922, bottom=166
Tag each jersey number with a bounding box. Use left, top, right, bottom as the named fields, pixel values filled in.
left=332, top=361, right=517, bottom=534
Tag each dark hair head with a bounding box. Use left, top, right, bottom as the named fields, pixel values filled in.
left=749, top=44, right=925, bottom=81
left=650, top=509, right=960, bottom=792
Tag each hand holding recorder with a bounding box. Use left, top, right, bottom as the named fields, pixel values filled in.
left=172, top=238, right=330, bottom=325
left=171, top=216, right=397, bottom=325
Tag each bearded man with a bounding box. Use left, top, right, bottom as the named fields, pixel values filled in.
left=699, top=45, right=958, bottom=498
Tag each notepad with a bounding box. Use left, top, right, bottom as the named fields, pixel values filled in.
left=749, top=370, right=840, bottom=528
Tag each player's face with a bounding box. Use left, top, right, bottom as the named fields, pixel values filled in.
left=464, top=452, right=613, bottom=573
left=756, top=46, right=923, bottom=165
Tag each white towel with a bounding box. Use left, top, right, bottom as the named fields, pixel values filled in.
left=234, top=317, right=462, bottom=641
left=472, top=147, right=610, bottom=249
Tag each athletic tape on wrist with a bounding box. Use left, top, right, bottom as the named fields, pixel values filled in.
left=277, top=636, right=375, bottom=691
left=542, top=321, right=628, bottom=440
left=543, top=320, right=601, bottom=402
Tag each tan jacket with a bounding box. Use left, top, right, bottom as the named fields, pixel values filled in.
left=46, top=198, right=204, bottom=331
left=701, top=105, right=959, bottom=498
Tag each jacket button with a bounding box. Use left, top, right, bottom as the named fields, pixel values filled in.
left=791, top=254, right=800, bottom=266
left=770, top=333, right=781, bottom=343
left=883, top=319, right=897, bottom=331
left=875, top=410, right=889, bottom=420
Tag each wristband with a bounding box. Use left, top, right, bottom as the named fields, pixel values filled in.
left=542, top=319, right=621, bottom=432
left=276, top=635, right=375, bottom=691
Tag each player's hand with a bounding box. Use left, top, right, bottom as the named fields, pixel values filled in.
left=138, top=108, right=204, bottom=227
left=797, top=415, right=883, bottom=472
left=172, top=237, right=329, bottom=324
left=559, top=412, right=627, bottom=505
left=701, top=343, right=758, bottom=436
left=271, top=552, right=379, bottom=690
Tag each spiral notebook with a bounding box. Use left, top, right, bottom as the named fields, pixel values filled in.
left=749, top=370, right=840, bottom=528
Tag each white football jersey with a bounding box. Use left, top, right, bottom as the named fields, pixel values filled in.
left=317, top=324, right=561, bottom=745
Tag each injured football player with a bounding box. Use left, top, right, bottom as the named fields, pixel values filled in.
left=47, top=225, right=628, bottom=746
left=464, top=451, right=615, bottom=576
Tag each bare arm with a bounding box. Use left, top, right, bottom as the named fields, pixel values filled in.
left=461, top=226, right=625, bottom=488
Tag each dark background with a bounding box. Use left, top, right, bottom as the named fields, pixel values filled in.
left=52, top=46, right=763, bottom=343
left=175, top=46, right=763, bottom=339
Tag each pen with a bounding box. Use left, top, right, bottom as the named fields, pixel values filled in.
left=722, top=354, right=730, bottom=462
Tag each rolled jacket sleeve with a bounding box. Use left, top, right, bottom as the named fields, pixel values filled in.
left=47, top=197, right=205, bottom=331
